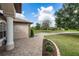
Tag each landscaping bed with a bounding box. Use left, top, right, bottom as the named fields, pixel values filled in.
left=42, top=39, right=60, bottom=56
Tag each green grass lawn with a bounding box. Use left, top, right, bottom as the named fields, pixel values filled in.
left=45, top=34, right=79, bottom=56
left=34, top=30, right=52, bottom=33
left=34, top=29, right=64, bottom=34
left=65, top=29, right=79, bottom=32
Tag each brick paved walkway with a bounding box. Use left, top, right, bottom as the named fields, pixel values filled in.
left=0, top=34, right=43, bottom=56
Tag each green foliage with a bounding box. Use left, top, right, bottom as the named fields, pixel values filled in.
left=30, top=29, right=34, bottom=37
left=35, top=23, right=41, bottom=30
left=41, top=19, right=51, bottom=30
left=55, top=3, right=79, bottom=30
left=45, top=45, right=53, bottom=52
left=44, top=39, right=54, bottom=53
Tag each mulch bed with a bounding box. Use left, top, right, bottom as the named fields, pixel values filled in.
left=42, top=39, right=58, bottom=56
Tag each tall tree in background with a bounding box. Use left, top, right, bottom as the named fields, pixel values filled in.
left=55, top=3, right=79, bottom=30
left=41, top=19, right=51, bottom=30
left=36, top=23, right=41, bottom=30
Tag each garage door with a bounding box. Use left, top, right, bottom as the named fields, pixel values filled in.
left=14, top=23, right=29, bottom=39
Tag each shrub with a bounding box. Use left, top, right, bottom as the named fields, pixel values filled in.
left=30, top=29, right=34, bottom=37
left=46, top=45, right=53, bottom=52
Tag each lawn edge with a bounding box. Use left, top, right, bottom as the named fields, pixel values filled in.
left=47, top=39, right=61, bottom=56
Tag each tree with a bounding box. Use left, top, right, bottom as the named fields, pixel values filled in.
left=55, top=3, right=79, bottom=30
left=35, top=23, right=41, bottom=30
left=41, top=19, right=51, bottom=30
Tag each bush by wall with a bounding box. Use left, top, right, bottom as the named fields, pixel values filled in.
left=30, top=29, right=34, bottom=37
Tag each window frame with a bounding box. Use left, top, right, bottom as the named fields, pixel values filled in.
left=0, top=19, right=6, bottom=39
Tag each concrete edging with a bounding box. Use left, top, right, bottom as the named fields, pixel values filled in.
left=47, top=39, right=61, bottom=56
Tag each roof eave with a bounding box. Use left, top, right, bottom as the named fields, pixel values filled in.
left=13, top=21, right=33, bottom=24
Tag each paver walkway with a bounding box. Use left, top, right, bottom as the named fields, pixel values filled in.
left=0, top=34, right=43, bottom=56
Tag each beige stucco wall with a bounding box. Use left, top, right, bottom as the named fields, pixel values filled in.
left=1, top=3, right=15, bottom=17
left=14, top=23, right=30, bottom=39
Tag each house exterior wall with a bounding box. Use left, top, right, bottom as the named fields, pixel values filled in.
left=14, top=23, right=30, bottom=39
left=1, top=3, right=15, bottom=18
left=0, top=3, right=32, bottom=50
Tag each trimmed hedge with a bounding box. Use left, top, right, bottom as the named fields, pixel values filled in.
left=30, top=29, right=34, bottom=37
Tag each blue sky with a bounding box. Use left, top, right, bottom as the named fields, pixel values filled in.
left=22, top=3, right=63, bottom=27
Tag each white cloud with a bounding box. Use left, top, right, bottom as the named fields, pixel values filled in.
left=32, top=12, right=35, bottom=15
left=37, top=6, right=56, bottom=27
left=32, top=12, right=38, bottom=17
left=22, top=11, right=25, bottom=14
left=16, top=13, right=26, bottom=19
left=31, top=22, right=36, bottom=27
